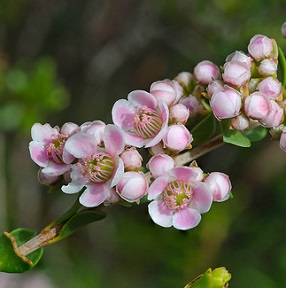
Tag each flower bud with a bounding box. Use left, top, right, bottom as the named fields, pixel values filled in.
left=163, top=124, right=193, bottom=152
left=280, top=127, right=286, bottom=152
left=244, top=92, right=271, bottom=120
left=231, top=114, right=250, bottom=130
left=147, top=154, right=175, bottom=179
left=222, top=60, right=251, bottom=87
left=120, top=147, right=143, bottom=171
left=169, top=103, right=190, bottom=124
left=257, top=77, right=282, bottom=100
left=148, top=142, right=165, bottom=155
left=210, top=88, right=242, bottom=120
left=116, top=171, right=148, bottom=203
left=150, top=79, right=183, bottom=106
left=226, top=51, right=253, bottom=70
left=174, top=71, right=193, bottom=87
left=258, top=59, right=278, bottom=76
left=206, top=80, right=224, bottom=98
left=38, top=169, right=61, bottom=186
left=179, top=95, right=204, bottom=116
left=281, top=21, right=286, bottom=38
left=248, top=34, right=278, bottom=60
left=260, top=100, right=284, bottom=128
left=193, top=60, right=221, bottom=85
left=204, top=172, right=231, bottom=202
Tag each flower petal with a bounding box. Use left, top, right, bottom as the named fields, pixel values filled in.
left=65, top=132, right=97, bottom=158
left=190, top=182, right=213, bottom=213
left=168, top=166, right=199, bottom=182
left=173, top=207, right=201, bottom=230
left=148, top=200, right=173, bottom=228
left=41, top=162, right=70, bottom=176
left=128, top=90, right=157, bottom=110
left=147, top=174, right=169, bottom=200
left=61, top=122, right=79, bottom=135
left=31, top=123, right=59, bottom=144
left=112, top=99, right=135, bottom=130
left=110, top=158, right=124, bottom=187
left=29, top=141, right=49, bottom=167
left=104, top=124, right=125, bottom=156
left=79, top=183, right=109, bottom=207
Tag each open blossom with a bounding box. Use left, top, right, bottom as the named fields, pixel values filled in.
left=62, top=124, right=125, bottom=207
left=112, top=90, right=169, bottom=148
left=116, top=171, right=148, bottom=203
left=193, top=60, right=221, bottom=85
left=204, top=172, right=232, bottom=202
left=29, top=122, right=79, bottom=177
left=150, top=79, right=183, bottom=106
left=148, top=166, right=213, bottom=230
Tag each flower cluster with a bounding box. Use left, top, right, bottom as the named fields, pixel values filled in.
left=29, top=31, right=286, bottom=231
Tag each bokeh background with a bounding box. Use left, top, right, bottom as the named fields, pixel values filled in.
left=1, top=0, right=286, bottom=287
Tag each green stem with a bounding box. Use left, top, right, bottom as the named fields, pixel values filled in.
left=278, top=46, right=286, bottom=88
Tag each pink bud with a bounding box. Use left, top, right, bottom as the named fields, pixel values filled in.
left=38, top=169, right=61, bottom=186
left=248, top=34, right=278, bottom=60
left=281, top=22, right=286, bottom=38
left=222, top=61, right=251, bottom=87
left=163, top=124, right=193, bottom=152
left=231, top=114, right=250, bottom=130
left=260, top=100, right=284, bottom=128
left=244, top=92, right=271, bottom=120
left=150, top=79, right=183, bottom=106
left=179, top=95, right=204, bottom=116
left=193, top=60, right=221, bottom=85
left=116, top=171, right=148, bottom=203
left=206, top=80, right=224, bottom=98
left=256, top=77, right=282, bottom=100
left=204, top=172, right=232, bottom=202
left=148, top=142, right=165, bottom=155
left=169, top=103, right=190, bottom=124
left=280, top=127, right=286, bottom=152
left=147, top=154, right=175, bottom=178
left=120, top=147, right=143, bottom=171
left=258, top=59, right=278, bottom=76
left=226, top=51, right=253, bottom=70
left=210, top=88, right=242, bottom=120
left=174, top=71, right=193, bottom=87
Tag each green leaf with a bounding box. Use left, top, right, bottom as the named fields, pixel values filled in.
left=245, top=126, right=268, bottom=142
left=278, top=46, right=286, bottom=88
left=191, top=113, right=217, bottom=147
left=0, top=228, right=43, bottom=273
left=220, top=120, right=251, bottom=147
left=49, top=210, right=106, bottom=244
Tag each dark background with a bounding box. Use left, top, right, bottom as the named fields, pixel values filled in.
left=1, top=1, right=286, bottom=287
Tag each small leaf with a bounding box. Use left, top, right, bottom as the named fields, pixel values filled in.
left=191, top=113, right=217, bottom=147
left=0, top=228, right=43, bottom=273
left=184, top=269, right=212, bottom=288
left=245, top=126, right=268, bottom=142
left=220, top=120, right=251, bottom=147
left=49, top=210, right=106, bottom=244
left=278, top=46, right=286, bottom=88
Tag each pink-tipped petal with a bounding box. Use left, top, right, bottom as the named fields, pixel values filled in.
left=148, top=174, right=170, bottom=200
left=41, top=162, right=70, bottom=176
left=62, top=149, right=75, bottom=164
left=29, top=141, right=49, bottom=167
left=65, top=132, right=97, bottom=158
left=190, top=182, right=213, bottom=213
left=61, top=122, right=79, bottom=135
left=128, top=90, right=158, bottom=110
left=112, top=99, right=135, bottom=130
left=169, top=167, right=199, bottom=183
left=173, top=208, right=201, bottom=230
left=79, top=183, right=109, bottom=207
left=110, top=158, right=124, bottom=187
left=148, top=200, right=173, bottom=228
left=31, top=123, right=59, bottom=144
left=104, top=124, right=125, bottom=156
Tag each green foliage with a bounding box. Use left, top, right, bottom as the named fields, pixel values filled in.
left=0, top=228, right=43, bottom=273
left=0, top=58, right=69, bottom=133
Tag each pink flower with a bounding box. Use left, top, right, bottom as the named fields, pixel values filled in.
left=210, top=88, right=242, bottom=120
left=222, top=61, right=251, bottom=87
left=112, top=90, right=169, bottom=148
left=258, top=59, right=278, bottom=76
left=174, top=72, right=193, bottom=87
left=163, top=124, right=193, bottom=152
left=256, top=77, right=282, bottom=100
left=225, top=51, right=253, bottom=70
left=150, top=79, right=183, bottom=106
left=206, top=80, right=224, bottom=98
left=260, top=100, right=284, bottom=128
left=29, top=122, right=79, bottom=177
left=147, top=154, right=175, bottom=179
left=62, top=124, right=125, bottom=207
left=204, top=172, right=232, bottom=202
left=194, top=60, right=221, bottom=85
left=179, top=95, right=204, bottom=117
left=116, top=171, right=148, bottom=203
left=148, top=166, right=213, bottom=230
left=169, top=103, right=190, bottom=124
left=248, top=34, right=278, bottom=60
left=244, top=92, right=271, bottom=120
left=120, top=147, right=143, bottom=171
left=231, top=114, right=250, bottom=131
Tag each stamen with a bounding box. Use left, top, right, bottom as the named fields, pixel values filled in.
left=46, top=134, right=68, bottom=164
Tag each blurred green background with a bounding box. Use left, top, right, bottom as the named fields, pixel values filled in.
left=0, top=0, right=286, bottom=287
